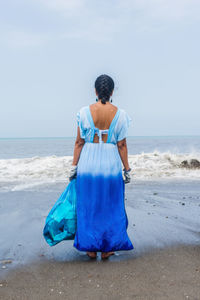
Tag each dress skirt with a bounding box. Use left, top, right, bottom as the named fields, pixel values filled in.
left=73, top=142, right=134, bottom=252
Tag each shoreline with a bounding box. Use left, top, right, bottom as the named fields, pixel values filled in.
left=0, top=245, right=200, bottom=300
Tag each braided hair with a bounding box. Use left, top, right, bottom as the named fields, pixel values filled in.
left=95, top=74, right=114, bottom=104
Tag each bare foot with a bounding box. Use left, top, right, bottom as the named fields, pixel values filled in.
left=86, top=252, right=97, bottom=259
left=101, top=251, right=115, bottom=259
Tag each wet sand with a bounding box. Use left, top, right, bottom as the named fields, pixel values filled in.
left=0, top=245, right=200, bottom=300
left=0, top=179, right=200, bottom=299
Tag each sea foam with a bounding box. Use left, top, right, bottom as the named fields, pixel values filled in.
left=0, top=151, right=200, bottom=191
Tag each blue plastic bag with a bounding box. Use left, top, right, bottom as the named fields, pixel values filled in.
left=43, top=178, right=77, bottom=246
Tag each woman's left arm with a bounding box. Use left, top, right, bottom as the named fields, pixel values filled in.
left=72, top=127, right=85, bottom=166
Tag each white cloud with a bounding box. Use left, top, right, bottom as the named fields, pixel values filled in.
left=1, top=0, right=200, bottom=48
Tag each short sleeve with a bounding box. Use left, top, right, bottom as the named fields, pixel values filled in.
left=76, top=110, right=87, bottom=139
left=116, top=110, right=132, bottom=142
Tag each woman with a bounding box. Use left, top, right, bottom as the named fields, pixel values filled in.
left=69, top=74, right=134, bottom=259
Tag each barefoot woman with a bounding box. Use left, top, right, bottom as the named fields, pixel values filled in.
left=70, top=74, right=134, bottom=259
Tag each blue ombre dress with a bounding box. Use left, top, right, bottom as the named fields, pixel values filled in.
left=73, top=105, right=134, bottom=252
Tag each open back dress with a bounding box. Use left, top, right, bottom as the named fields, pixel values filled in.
left=73, top=105, right=134, bottom=252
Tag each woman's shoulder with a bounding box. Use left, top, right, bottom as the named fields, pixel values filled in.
left=116, top=107, right=132, bottom=127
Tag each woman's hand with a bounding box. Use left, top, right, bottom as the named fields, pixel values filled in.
left=69, top=165, right=77, bottom=181
left=123, top=168, right=131, bottom=184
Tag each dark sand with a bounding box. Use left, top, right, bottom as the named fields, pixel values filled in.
left=0, top=245, right=200, bottom=300
left=0, top=180, right=200, bottom=299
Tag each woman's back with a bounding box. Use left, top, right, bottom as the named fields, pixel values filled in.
left=77, top=104, right=131, bottom=145
left=89, top=102, right=118, bottom=143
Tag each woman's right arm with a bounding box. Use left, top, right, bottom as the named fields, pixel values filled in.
left=72, top=127, right=85, bottom=166
left=117, top=138, right=130, bottom=171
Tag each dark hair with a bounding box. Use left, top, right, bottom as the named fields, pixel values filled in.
left=95, top=74, right=114, bottom=104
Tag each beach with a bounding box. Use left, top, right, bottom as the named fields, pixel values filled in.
left=0, top=246, right=199, bottom=300
left=0, top=179, right=200, bottom=299
left=0, top=137, right=200, bottom=299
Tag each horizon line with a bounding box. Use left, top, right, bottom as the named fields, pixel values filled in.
left=0, top=135, right=200, bottom=140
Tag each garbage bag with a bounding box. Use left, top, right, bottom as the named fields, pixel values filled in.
left=43, top=178, right=77, bottom=246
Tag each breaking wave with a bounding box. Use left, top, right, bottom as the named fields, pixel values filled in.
left=0, top=151, right=200, bottom=191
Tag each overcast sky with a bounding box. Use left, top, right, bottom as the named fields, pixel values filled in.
left=0, top=0, right=200, bottom=138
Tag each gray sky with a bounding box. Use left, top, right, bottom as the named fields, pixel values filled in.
left=0, top=0, right=200, bottom=138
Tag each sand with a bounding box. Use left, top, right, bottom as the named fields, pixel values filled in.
left=0, top=246, right=200, bottom=300
left=0, top=179, right=200, bottom=299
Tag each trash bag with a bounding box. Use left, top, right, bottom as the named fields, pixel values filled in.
left=43, top=178, right=77, bottom=246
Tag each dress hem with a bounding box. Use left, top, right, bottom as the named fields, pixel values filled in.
left=73, top=243, right=134, bottom=252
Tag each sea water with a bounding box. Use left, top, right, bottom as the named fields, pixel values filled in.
left=0, top=136, right=200, bottom=192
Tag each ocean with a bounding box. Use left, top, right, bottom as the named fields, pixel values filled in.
left=0, top=136, right=200, bottom=192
